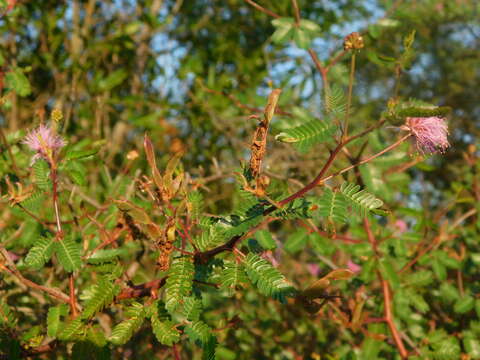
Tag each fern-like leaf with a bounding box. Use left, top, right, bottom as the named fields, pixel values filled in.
left=324, top=84, right=347, bottom=118
left=54, top=236, right=82, bottom=272
left=19, top=190, right=45, bottom=212
left=0, top=299, right=16, bottom=328
left=58, top=318, right=85, bottom=340
left=82, top=277, right=120, bottom=319
left=244, top=253, right=296, bottom=302
left=87, top=249, right=125, bottom=264
left=110, top=302, right=145, bottom=345
left=275, top=120, right=335, bottom=153
left=24, top=236, right=55, bottom=270
left=340, top=182, right=383, bottom=216
left=32, top=159, right=51, bottom=191
left=47, top=304, right=68, bottom=337
left=185, top=321, right=217, bottom=360
left=273, top=198, right=312, bottom=220
left=184, top=321, right=213, bottom=346
left=222, top=215, right=263, bottom=239
left=181, top=297, right=203, bottom=321
left=220, top=261, right=248, bottom=294
left=164, top=256, right=194, bottom=313
left=150, top=317, right=180, bottom=346
left=316, top=188, right=348, bottom=223
left=187, top=191, right=204, bottom=220
left=194, top=225, right=225, bottom=252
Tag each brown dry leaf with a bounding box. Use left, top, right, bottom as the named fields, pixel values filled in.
left=143, top=134, right=164, bottom=191
left=248, top=88, right=281, bottom=178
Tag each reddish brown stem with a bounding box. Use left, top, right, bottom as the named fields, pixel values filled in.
left=0, top=261, right=71, bottom=304
left=277, top=142, right=344, bottom=207
left=116, top=277, right=167, bottom=300
left=172, top=343, right=181, bottom=360
left=364, top=219, right=408, bottom=359
left=69, top=274, right=78, bottom=317
left=382, top=279, right=408, bottom=359
left=363, top=218, right=379, bottom=255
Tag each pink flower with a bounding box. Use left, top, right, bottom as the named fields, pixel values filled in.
left=23, top=124, right=65, bottom=164
left=394, top=219, right=408, bottom=234
left=306, top=263, right=320, bottom=277
left=402, top=116, right=449, bottom=154
left=347, top=260, right=362, bottom=274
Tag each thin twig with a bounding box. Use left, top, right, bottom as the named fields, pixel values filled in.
left=382, top=279, right=408, bottom=359
left=0, top=246, right=75, bottom=306
left=343, top=53, right=356, bottom=139
left=243, top=0, right=280, bottom=18
left=69, top=274, right=78, bottom=317
left=363, top=219, right=408, bottom=359
left=319, top=134, right=411, bottom=184
left=172, top=343, right=181, bottom=360
left=291, top=0, right=301, bottom=25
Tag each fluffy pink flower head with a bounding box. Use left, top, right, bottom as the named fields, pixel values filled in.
left=23, top=124, right=65, bottom=164
left=402, top=116, right=449, bottom=154
left=347, top=260, right=362, bottom=274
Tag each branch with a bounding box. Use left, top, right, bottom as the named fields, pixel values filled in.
left=243, top=0, right=280, bottom=19
left=116, top=277, right=167, bottom=300
left=0, top=247, right=74, bottom=306
left=381, top=279, right=408, bottom=359
left=363, top=218, right=408, bottom=359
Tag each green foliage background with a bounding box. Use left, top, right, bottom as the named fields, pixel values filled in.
left=0, top=0, right=479, bottom=359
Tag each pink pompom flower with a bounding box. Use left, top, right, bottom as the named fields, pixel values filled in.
left=401, top=116, right=449, bottom=154
left=22, top=124, right=65, bottom=164
left=347, top=260, right=362, bottom=274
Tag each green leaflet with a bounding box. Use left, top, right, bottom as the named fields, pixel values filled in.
left=219, top=260, right=248, bottom=294
left=181, top=297, right=203, bottom=321
left=32, top=159, right=51, bottom=191
left=431, top=336, right=461, bottom=360
left=64, top=161, right=88, bottom=186
left=316, top=187, right=348, bottom=224
left=255, top=230, right=276, bottom=250
left=187, top=190, right=204, bottom=220
left=58, top=318, right=85, bottom=341
left=275, top=119, right=336, bottom=153
left=244, top=253, right=295, bottom=302
left=273, top=198, right=312, bottom=220
left=284, top=228, right=308, bottom=255
left=185, top=321, right=218, bottom=360
left=64, top=148, right=99, bottom=161
left=5, top=67, right=31, bottom=97
left=110, top=302, right=145, bottom=345
left=194, top=224, right=225, bottom=252
left=47, top=304, right=68, bottom=337
left=185, top=321, right=213, bottom=346
left=165, top=256, right=194, bottom=313
left=87, top=248, right=126, bottom=264
left=19, top=190, right=46, bottom=212
left=82, top=277, right=120, bottom=319
left=340, top=182, right=384, bottom=217
left=24, top=236, right=55, bottom=270
left=150, top=317, right=180, bottom=346
left=324, top=84, right=347, bottom=118
left=54, top=236, right=82, bottom=272
left=0, top=299, right=16, bottom=328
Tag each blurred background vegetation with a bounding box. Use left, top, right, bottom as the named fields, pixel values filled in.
left=1, top=0, right=479, bottom=359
